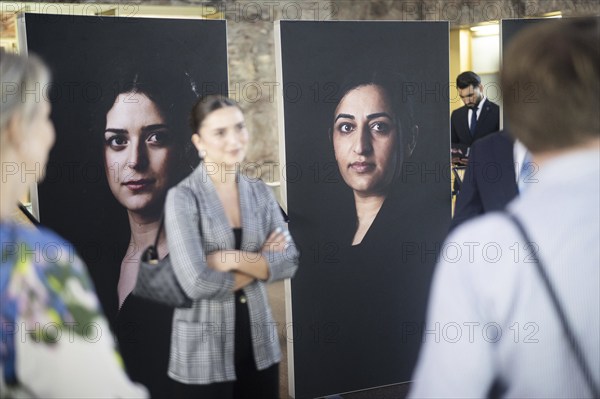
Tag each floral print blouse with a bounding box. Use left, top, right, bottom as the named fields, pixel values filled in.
left=0, top=222, right=146, bottom=397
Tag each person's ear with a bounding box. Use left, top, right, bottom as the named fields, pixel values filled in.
left=4, top=111, right=26, bottom=151
left=191, top=133, right=202, bottom=150
left=191, top=133, right=208, bottom=159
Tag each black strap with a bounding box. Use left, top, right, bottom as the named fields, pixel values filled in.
left=141, top=216, right=165, bottom=263
left=18, top=202, right=40, bottom=226
left=506, top=213, right=599, bottom=398
left=154, top=215, right=165, bottom=248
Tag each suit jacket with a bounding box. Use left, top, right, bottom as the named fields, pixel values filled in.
left=450, top=130, right=518, bottom=231
left=164, top=163, right=299, bottom=384
left=451, top=98, right=500, bottom=155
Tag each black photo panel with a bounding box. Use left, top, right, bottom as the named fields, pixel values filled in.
left=276, top=20, right=451, bottom=397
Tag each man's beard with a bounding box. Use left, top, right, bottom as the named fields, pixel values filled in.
left=467, top=98, right=481, bottom=110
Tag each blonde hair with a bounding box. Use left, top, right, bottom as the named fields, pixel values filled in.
left=0, top=51, right=50, bottom=132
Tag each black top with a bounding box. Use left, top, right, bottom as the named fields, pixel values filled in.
left=232, top=227, right=242, bottom=250
left=290, top=180, right=450, bottom=395
left=232, top=228, right=255, bottom=372
left=233, top=227, right=244, bottom=301
left=116, top=291, right=174, bottom=396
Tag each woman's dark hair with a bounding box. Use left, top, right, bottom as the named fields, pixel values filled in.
left=190, top=94, right=241, bottom=133
left=330, top=66, right=418, bottom=178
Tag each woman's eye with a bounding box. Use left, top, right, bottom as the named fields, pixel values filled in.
left=337, top=123, right=354, bottom=134
left=105, top=135, right=128, bottom=149
left=236, top=122, right=246, bottom=132
left=147, top=130, right=171, bottom=146
left=371, top=122, right=390, bottom=134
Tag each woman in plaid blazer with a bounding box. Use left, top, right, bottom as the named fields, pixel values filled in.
left=164, top=95, right=298, bottom=398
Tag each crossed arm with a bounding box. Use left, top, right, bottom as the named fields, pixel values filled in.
left=166, top=183, right=298, bottom=300
left=207, top=228, right=290, bottom=290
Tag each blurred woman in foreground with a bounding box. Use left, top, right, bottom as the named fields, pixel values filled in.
left=0, top=50, right=146, bottom=398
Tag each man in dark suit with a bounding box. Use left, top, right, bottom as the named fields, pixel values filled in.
left=450, top=130, right=519, bottom=231
left=451, top=71, right=500, bottom=158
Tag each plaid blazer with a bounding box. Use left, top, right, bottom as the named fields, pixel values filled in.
left=164, top=163, right=298, bottom=384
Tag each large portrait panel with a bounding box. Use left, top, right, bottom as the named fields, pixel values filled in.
left=276, top=20, right=451, bottom=397
left=23, top=13, right=228, bottom=327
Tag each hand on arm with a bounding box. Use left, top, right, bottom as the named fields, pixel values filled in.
left=260, top=227, right=289, bottom=254
left=232, top=272, right=254, bottom=291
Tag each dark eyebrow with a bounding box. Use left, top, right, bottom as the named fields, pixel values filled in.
left=104, top=124, right=168, bottom=135
left=105, top=128, right=127, bottom=135
left=334, top=113, right=355, bottom=122
left=142, top=124, right=169, bottom=134
left=366, top=112, right=393, bottom=120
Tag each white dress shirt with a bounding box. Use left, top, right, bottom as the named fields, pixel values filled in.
left=513, top=139, right=528, bottom=183
left=468, top=96, right=487, bottom=130
left=409, top=148, right=600, bottom=398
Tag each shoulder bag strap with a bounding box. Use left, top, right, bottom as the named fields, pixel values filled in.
left=506, top=213, right=599, bottom=398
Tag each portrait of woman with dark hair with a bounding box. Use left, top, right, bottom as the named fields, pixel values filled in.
left=277, top=21, right=450, bottom=397
left=94, top=61, right=200, bottom=397
left=321, top=67, right=430, bottom=378
left=329, top=68, right=418, bottom=246
left=97, top=63, right=199, bottom=308
left=289, top=64, right=446, bottom=395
